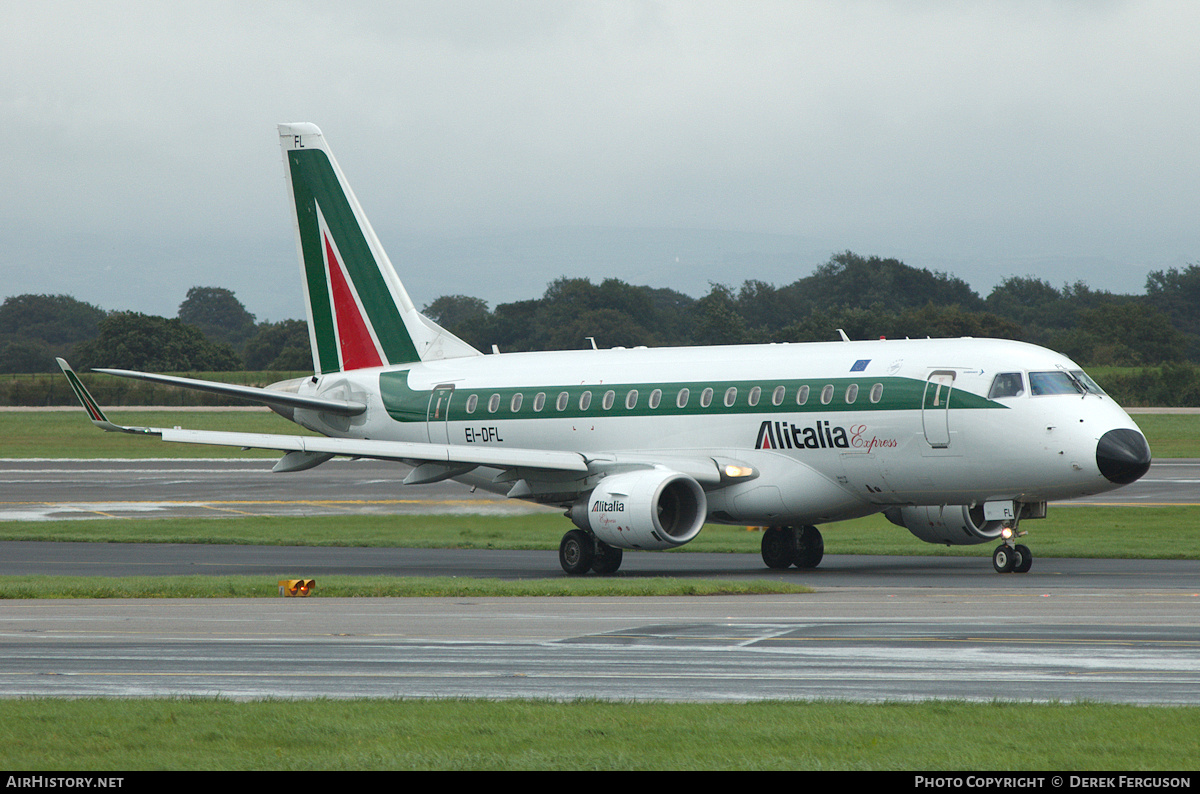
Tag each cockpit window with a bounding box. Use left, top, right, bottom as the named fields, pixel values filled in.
left=1071, top=369, right=1107, bottom=396
left=988, top=372, right=1025, bottom=399
left=1029, top=371, right=1083, bottom=396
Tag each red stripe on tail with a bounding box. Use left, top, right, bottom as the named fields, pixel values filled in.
left=324, top=233, right=383, bottom=370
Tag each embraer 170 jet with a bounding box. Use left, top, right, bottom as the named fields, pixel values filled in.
left=59, top=123, right=1153, bottom=575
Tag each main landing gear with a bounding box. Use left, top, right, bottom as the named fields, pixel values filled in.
left=761, top=525, right=824, bottom=570
left=558, top=529, right=624, bottom=575
left=992, top=524, right=1033, bottom=574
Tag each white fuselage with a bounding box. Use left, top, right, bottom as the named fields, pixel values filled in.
left=284, top=336, right=1144, bottom=526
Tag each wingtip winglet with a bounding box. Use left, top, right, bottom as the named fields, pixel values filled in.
left=56, top=359, right=157, bottom=435
left=57, top=358, right=109, bottom=425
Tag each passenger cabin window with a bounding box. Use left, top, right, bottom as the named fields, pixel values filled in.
left=820, top=384, right=834, bottom=404
left=772, top=386, right=785, bottom=406
left=796, top=385, right=810, bottom=405
left=869, top=383, right=883, bottom=404
left=700, top=388, right=714, bottom=408
left=724, top=387, right=737, bottom=407
left=466, top=394, right=478, bottom=414
left=556, top=391, right=569, bottom=411
left=625, top=390, right=638, bottom=409
left=510, top=393, right=523, bottom=412
left=533, top=392, right=546, bottom=412
left=845, top=384, right=858, bottom=404
left=649, top=389, right=662, bottom=409
left=748, top=386, right=761, bottom=407
left=602, top=390, right=615, bottom=410
left=676, top=388, right=690, bottom=408
left=988, top=372, right=1025, bottom=399
left=579, top=391, right=592, bottom=410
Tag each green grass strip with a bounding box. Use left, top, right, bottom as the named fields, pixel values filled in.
left=0, top=698, right=1196, bottom=770
left=2, top=507, right=1198, bottom=559
left=0, top=575, right=810, bottom=599
left=0, top=409, right=313, bottom=458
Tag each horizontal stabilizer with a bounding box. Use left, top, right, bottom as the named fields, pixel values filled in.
left=92, top=368, right=366, bottom=416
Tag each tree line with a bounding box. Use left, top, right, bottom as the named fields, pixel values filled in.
left=3, top=251, right=1200, bottom=374
left=0, top=287, right=309, bottom=373
left=425, top=251, right=1200, bottom=368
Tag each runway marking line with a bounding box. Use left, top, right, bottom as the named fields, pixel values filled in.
left=0, top=499, right=509, bottom=506
left=1063, top=502, right=1200, bottom=507
left=5, top=498, right=1193, bottom=506
left=604, top=633, right=1200, bottom=648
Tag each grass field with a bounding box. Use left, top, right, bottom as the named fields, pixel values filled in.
left=1126, top=411, right=1200, bottom=457
left=2, top=698, right=1196, bottom=770
left=0, top=408, right=313, bottom=458
left=0, top=574, right=811, bottom=599
left=1, top=506, right=1198, bottom=560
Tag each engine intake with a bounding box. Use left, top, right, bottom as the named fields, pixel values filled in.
left=570, top=469, right=707, bottom=550
left=884, top=504, right=1004, bottom=546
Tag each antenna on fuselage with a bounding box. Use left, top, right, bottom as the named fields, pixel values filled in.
left=837, top=329, right=850, bottom=342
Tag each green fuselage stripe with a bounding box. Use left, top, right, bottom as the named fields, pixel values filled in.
left=379, top=373, right=1004, bottom=424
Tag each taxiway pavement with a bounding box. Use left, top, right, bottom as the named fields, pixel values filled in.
left=1, top=457, right=1197, bottom=704
left=1, top=457, right=1196, bottom=521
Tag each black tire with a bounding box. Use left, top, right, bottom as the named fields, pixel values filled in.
left=1013, top=544, right=1033, bottom=574
left=794, top=525, right=824, bottom=569
left=761, top=527, right=796, bottom=569
left=992, top=544, right=1016, bottom=573
left=559, top=529, right=595, bottom=575
left=591, top=541, right=624, bottom=575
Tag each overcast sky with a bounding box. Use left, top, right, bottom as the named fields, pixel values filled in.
left=3, top=1, right=1198, bottom=321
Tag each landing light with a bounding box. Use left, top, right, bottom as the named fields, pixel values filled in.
left=1000, top=526, right=1014, bottom=541
left=723, top=465, right=755, bottom=479
left=279, top=579, right=316, bottom=597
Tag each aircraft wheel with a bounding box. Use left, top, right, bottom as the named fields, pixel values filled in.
left=1012, top=544, right=1033, bottom=574
left=761, top=527, right=796, bottom=569
left=559, top=529, right=595, bottom=575
left=794, top=525, right=824, bottom=569
left=992, top=544, right=1016, bottom=573
left=591, top=541, right=624, bottom=575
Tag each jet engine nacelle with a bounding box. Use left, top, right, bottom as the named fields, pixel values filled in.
left=884, top=504, right=1004, bottom=546
left=570, top=469, right=707, bottom=551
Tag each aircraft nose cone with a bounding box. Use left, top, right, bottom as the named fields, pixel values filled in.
left=1096, top=428, right=1151, bottom=484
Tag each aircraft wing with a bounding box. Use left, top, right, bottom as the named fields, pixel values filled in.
left=57, top=358, right=590, bottom=478
left=158, top=427, right=589, bottom=473
left=57, top=359, right=741, bottom=490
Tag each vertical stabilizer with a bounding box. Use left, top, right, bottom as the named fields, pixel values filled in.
left=278, top=123, right=481, bottom=374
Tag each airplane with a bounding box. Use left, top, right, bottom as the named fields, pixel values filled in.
left=58, top=122, right=1153, bottom=576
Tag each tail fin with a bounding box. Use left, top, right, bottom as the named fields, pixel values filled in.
left=278, top=123, right=481, bottom=374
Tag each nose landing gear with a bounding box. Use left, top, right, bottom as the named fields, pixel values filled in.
left=992, top=524, right=1032, bottom=574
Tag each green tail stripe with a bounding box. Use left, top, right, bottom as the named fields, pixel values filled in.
left=287, top=148, right=420, bottom=369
